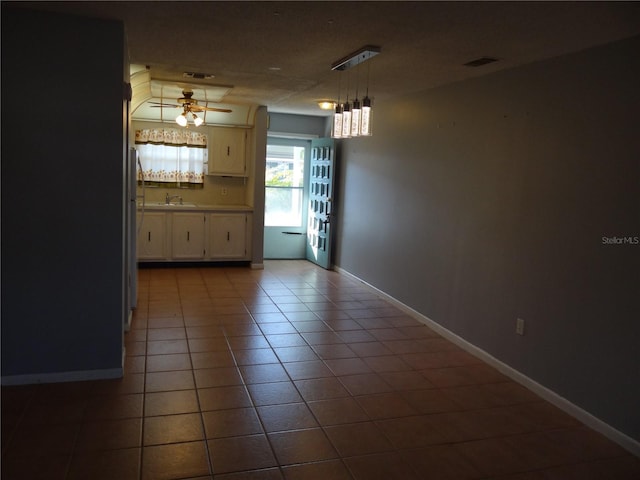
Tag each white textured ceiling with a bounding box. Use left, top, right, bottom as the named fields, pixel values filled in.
left=18, top=1, right=640, bottom=118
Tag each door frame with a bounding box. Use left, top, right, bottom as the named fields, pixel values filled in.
left=263, top=136, right=312, bottom=259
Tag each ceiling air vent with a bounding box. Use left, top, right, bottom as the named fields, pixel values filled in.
left=183, top=72, right=215, bottom=80
left=464, top=57, right=498, bottom=67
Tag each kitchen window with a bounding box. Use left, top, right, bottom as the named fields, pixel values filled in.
left=264, top=140, right=308, bottom=227
left=135, top=128, right=207, bottom=188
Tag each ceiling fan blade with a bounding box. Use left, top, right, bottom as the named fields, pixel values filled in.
left=148, top=101, right=180, bottom=108
left=193, top=105, right=233, bottom=113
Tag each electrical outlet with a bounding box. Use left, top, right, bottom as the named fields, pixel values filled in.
left=221, top=187, right=228, bottom=196
left=516, top=318, right=525, bottom=336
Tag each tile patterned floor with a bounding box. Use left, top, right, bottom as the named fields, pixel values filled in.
left=2, top=260, right=639, bottom=479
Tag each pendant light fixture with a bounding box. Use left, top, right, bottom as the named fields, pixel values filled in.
left=341, top=100, right=352, bottom=138
left=332, top=103, right=343, bottom=138
left=331, top=45, right=380, bottom=139
left=331, top=71, right=343, bottom=138
left=360, top=58, right=373, bottom=136
left=351, top=97, right=361, bottom=137
left=361, top=96, right=372, bottom=136
left=350, top=53, right=363, bottom=137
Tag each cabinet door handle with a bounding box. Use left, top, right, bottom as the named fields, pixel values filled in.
left=227, top=232, right=230, bottom=241
left=187, top=231, right=190, bottom=241
left=227, top=146, right=230, bottom=156
left=148, top=232, right=151, bottom=242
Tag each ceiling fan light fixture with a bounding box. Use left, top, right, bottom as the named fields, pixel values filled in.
left=192, top=113, right=203, bottom=127
left=175, top=112, right=188, bottom=127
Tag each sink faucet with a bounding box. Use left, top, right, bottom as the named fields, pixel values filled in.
left=165, top=193, right=183, bottom=205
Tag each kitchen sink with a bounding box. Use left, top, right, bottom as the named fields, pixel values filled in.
left=140, top=202, right=197, bottom=207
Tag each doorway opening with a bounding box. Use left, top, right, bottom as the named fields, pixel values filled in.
left=263, top=137, right=310, bottom=259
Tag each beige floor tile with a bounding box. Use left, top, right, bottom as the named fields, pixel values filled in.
left=257, top=402, right=318, bottom=432
left=307, top=396, right=370, bottom=425
left=145, top=370, right=195, bottom=392
left=198, top=385, right=252, bottom=411
left=324, top=421, right=394, bottom=457
left=143, top=413, right=204, bottom=445
left=75, top=418, right=142, bottom=451
left=194, top=366, right=244, bottom=389
left=282, top=459, right=352, bottom=480
left=294, top=377, right=351, bottom=401
left=355, top=391, right=419, bottom=420
left=345, top=451, right=421, bottom=480
left=3, top=262, right=633, bottom=480
left=144, top=390, right=200, bottom=416
left=202, top=407, right=263, bottom=438
left=268, top=428, right=338, bottom=465
left=67, top=447, right=140, bottom=480
left=146, top=353, right=192, bottom=372
left=208, top=434, right=277, bottom=474
left=143, top=441, right=210, bottom=480
left=247, top=381, right=303, bottom=406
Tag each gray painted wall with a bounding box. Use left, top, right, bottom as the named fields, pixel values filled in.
left=1, top=7, right=126, bottom=379
left=335, top=36, right=640, bottom=440
left=268, top=112, right=327, bottom=138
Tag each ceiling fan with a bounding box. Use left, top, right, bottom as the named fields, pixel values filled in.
left=149, top=89, right=232, bottom=126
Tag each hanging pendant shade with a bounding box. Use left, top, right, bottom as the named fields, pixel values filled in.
left=332, top=103, right=344, bottom=139
left=360, top=96, right=372, bottom=136
left=351, top=98, right=361, bottom=137
left=341, top=102, right=352, bottom=138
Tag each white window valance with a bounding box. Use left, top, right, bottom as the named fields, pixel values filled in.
left=135, top=128, right=207, bottom=148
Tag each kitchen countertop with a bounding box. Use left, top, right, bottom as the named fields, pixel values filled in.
left=138, top=202, right=253, bottom=212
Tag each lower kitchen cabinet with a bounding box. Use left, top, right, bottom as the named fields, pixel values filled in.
left=172, top=213, right=205, bottom=259
left=137, top=212, right=167, bottom=259
left=137, top=210, right=251, bottom=262
left=209, top=213, right=247, bottom=259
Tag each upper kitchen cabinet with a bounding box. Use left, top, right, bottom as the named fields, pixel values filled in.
left=208, top=127, right=248, bottom=176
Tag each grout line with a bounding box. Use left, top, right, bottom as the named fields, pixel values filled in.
left=181, top=267, right=215, bottom=478
left=23, top=262, right=631, bottom=479
left=235, top=277, right=290, bottom=478
left=137, top=267, right=155, bottom=480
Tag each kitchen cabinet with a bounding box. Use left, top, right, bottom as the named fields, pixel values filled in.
left=171, top=213, right=205, bottom=259
left=209, top=213, right=247, bottom=259
left=137, top=208, right=252, bottom=263
left=208, top=127, right=247, bottom=176
left=137, top=212, right=167, bottom=259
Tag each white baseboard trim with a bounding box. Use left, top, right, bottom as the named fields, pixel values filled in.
left=251, top=262, right=265, bottom=270
left=334, top=266, right=640, bottom=457
left=1, top=367, right=123, bottom=386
